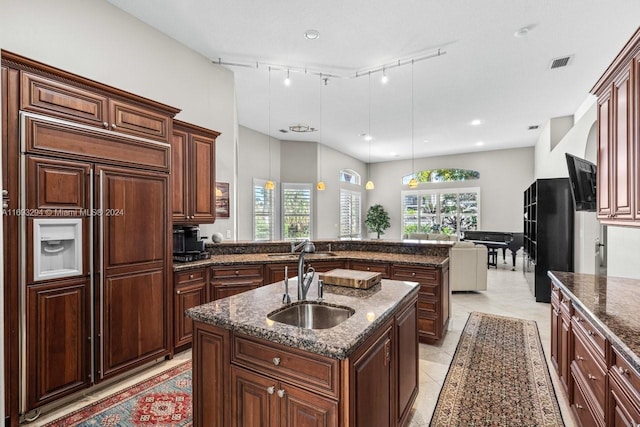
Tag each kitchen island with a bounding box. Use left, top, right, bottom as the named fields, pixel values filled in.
left=186, top=275, right=420, bottom=427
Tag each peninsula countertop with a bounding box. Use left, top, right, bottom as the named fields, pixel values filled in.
left=548, top=271, right=640, bottom=372
left=185, top=277, right=419, bottom=360
left=174, top=250, right=449, bottom=272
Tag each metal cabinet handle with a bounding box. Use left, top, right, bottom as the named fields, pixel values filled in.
left=277, top=389, right=285, bottom=398
left=588, top=374, right=597, bottom=381
left=176, top=290, right=181, bottom=295
left=587, top=330, right=595, bottom=337
left=2, top=189, right=7, bottom=196
left=235, top=270, right=240, bottom=275
left=366, top=267, right=371, bottom=271
left=2, top=202, right=7, bottom=209
left=412, top=272, right=416, bottom=277
left=575, top=404, right=583, bottom=410
left=576, top=355, right=585, bottom=361
left=111, top=123, right=117, bottom=129
left=103, top=122, right=109, bottom=128
left=267, top=386, right=275, bottom=395
left=617, top=366, right=630, bottom=376
left=273, top=357, right=281, bottom=366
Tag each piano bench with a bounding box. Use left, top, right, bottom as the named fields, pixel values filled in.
left=487, top=248, right=498, bottom=268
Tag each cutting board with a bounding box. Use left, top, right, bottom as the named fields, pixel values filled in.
left=318, top=269, right=382, bottom=290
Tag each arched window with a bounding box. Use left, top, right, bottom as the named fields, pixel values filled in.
left=340, top=169, right=361, bottom=185
left=402, top=168, right=480, bottom=185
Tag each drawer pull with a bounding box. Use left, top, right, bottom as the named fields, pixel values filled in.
left=576, top=355, right=585, bottom=361
left=366, top=267, right=371, bottom=271
left=189, top=274, right=194, bottom=279
left=267, top=386, right=275, bottom=395
left=273, top=357, right=281, bottom=366
left=103, top=121, right=109, bottom=128
left=617, top=366, right=630, bottom=376
left=588, top=374, right=597, bottom=381
left=277, top=389, right=286, bottom=398
left=575, top=404, right=584, bottom=410
left=235, top=270, right=239, bottom=275
left=412, top=272, right=416, bottom=277
left=587, top=330, right=595, bottom=337
left=176, top=290, right=181, bottom=295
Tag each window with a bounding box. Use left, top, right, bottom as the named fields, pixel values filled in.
left=340, top=189, right=361, bottom=238
left=402, top=187, right=480, bottom=236
left=282, top=183, right=312, bottom=240
left=339, top=169, right=361, bottom=185
left=253, top=179, right=276, bottom=241
left=402, top=168, right=480, bottom=185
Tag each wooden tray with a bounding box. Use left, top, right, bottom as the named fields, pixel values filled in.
left=318, top=268, right=382, bottom=290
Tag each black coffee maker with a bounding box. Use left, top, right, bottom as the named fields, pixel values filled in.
left=173, top=225, right=209, bottom=262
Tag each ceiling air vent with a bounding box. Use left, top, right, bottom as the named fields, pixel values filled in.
left=279, top=129, right=288, bottom=133
left=528, top=125, right=539, bottom=130
left=549, top=55, right=573, bottom=69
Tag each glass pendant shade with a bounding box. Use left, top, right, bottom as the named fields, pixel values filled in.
left=316, top=181, right=326, bottom=191
left=215, top=187, right=223, bottom=197
left=365, top=180, right=375, bottom=190
left=265, top=180, right=275, bottom=190
left=408, top=177, right=418, bottom=188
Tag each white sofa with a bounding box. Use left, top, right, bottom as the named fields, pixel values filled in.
left=449, top=241, right=488, bottom=291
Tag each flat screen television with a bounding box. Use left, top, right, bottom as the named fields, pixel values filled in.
left=565, top=153, right=597, bottom=212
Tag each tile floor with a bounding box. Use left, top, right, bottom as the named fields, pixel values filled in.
left=25, top=258, right=576, bottom=426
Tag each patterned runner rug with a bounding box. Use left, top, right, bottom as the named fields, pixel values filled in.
left=430, top=312, right=564, bottom=426
left=43, top=361, right=192, bottom=426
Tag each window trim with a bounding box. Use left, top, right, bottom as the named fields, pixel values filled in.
left=339, top=169, right=361, bottom=186
left=339, top=188, right=362, bottom=239
left=253, top=178, right=278, bottom=241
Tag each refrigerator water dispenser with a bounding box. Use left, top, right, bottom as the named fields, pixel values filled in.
left=33, top=218, right=83, bottom=281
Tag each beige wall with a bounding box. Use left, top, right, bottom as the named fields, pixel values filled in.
left=368, top=147, right=535, bottom=239
left=1, top=0, right=238, bottom=242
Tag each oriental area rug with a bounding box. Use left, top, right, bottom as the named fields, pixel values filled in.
left=430, top=312, right=564, bottom=427
left=43, top=361, right=192, bottom=426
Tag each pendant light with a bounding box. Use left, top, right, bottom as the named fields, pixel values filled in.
left=408, top=60, right=419, bottom=189
left=317, top=74, right=326, bottom=191
left=365, top=72, right=375, bottom=190
left=265, top=67, right=275, bottom=190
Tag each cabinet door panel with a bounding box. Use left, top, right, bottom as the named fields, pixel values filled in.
left=597, top=90, right=612, bottom=218
left=102, top=269, right=166, bottom=377
left=612, top=68, right=634, bottom=219
left=191, top=133, right=216, bottom=222
left=231, top=366, right=278, bottom=427
left=21, top=71, right=108, bottom=127
left=109, top=99, right=170, bottom=142
left=212, top=281, right=261, bottom=300
left=175, top=282, right=207, bottom=348
left=396, top=300, right=418, bottom=425
left=281, top=383, right=338, bottom=427
left=26, top=279, right=90, bottom=410
left=351, top=323, right=393, bottom=427
left=27, top=155, right=90, bottom=210
left=170, top=129, right=189, bottom=220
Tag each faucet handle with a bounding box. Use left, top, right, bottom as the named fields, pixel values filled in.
left=317, top=279, right=324, bottom=301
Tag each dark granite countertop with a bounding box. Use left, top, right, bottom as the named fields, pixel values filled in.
left=174, top=250, right=449, bottom=272
left=186, top=277, right=419, bottom=360
left=548, top=271, right=640, bottom=373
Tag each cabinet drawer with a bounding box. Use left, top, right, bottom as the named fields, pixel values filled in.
left=349, top=261, right=390, bottom=278
left=210, top=265, right=263, bottom=280
left=572, top=309, right=606, bottom=358
left=175, top=268, right=206, bottom=285
left=21, top=71, right=108, bottom=127
left=417, top=297, right=437, bottom=314
left=611, top=346, right=640, bottom=396
left=232, top=334, right=339, bottom=398
left=392, top=265, right=439, bottom=283
left=572, top=332, right=606, bottom=413
left=417, top=316, right=437, bottom=337
left=419, top=283, right=440, bottom=298
left=572, top=371, right=603, bottom=427
left=559, top=291, right=573, bottom=318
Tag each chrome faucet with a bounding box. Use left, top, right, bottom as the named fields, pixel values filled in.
left=292, top=240, right=316, bottom=300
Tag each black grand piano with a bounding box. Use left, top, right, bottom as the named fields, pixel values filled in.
left=462, top=231, right=524, bottom=270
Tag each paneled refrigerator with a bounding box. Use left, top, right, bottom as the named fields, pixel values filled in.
left=19, top=112, right=171, bottom=416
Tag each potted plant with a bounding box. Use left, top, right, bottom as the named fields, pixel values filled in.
left=365, top=204, right=391, bottom=239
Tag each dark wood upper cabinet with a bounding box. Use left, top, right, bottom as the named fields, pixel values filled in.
left=171, top=120, right=220, bottom=224
left=591, top=27, right=640, bottom=226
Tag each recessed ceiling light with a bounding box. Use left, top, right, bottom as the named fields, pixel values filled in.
left=514, top=25, right=535, bottom=38
left=304, top=30, right=320, bottom=40
left=470, top=119, right=483, bottom=126
left=475, top=141, right=485, bottom=146
left=390, top=152, right=399, bottom=157
left=423, top=139, right=429, bottom=143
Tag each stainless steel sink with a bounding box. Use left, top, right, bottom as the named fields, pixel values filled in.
left=311, top=252, right=336, bottom=257
left=266, top=252, right=336, bottom=259
left=267, top=302, right=354, bottom=329
left=266, top=253, right=297, bottom=259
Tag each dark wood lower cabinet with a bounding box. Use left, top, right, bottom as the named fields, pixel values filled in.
left=191, top=291, right=418, bottom=427
left=26, top=278, right=90, bottom=409
left=231, top=365, right=338, bottom=427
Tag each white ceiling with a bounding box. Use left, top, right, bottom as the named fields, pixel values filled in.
left=107, top=0, right=640, bottom=163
